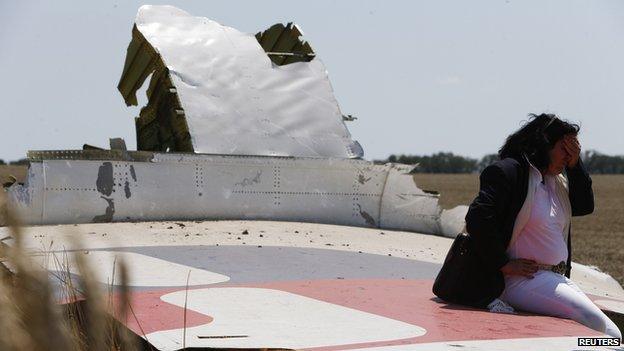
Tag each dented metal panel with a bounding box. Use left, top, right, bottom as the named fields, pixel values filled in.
left=6, top=5, right=467, bottom=236
left=379, top=165, right=442, bottom=234
left=118, top=5, right=363, bottom=159
left=6, top=152, right=462, bottom=236
left=2, top=4, right=622, bottom=350
left=6, top=163, right=45, bottom=223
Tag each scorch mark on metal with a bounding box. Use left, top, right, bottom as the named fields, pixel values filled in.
left=93, top=197, right=115, bottom=223
left=96, top=162, right=114, bottom=196
left=124, top=180, right=131, bottom=198
left=357, top=174, right=371, bottom=185
left=129, top=165, right=137, bottom=181
left=357, top=204, right=376, bottom=227
left=234, top=171, right=262, bottom=188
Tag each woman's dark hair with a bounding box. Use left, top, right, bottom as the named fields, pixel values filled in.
left=498, top=113, right=580, bottom=170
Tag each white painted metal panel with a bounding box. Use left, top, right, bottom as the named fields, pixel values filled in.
left=6, top=163, right=45, bottom=224
left=8, top=153, right=458, bottom=236
left=148, top=287, right=425, bottom=350
left=134, top=5, right=362, bottom=158
left=3, top=221, right=622, bottom=351
left=36, top=251, right=230, bottom=287
left=42, top=160, right=115, bottom=223
left=379, top=165, right=442, bottom=234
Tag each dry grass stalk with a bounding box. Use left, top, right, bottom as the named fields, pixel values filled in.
left=0, top=191, right=141, bottom=351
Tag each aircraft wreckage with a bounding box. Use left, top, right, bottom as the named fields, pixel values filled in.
left=4, top=5, right=466, bottom=236
left=2, top=5, right=624, bottom=351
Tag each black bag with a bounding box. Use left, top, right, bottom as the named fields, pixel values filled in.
left=432, top=232, right=504, bottom=309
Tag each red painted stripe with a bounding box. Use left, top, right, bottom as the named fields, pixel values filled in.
left=110, top=288, right=213, bottom=335
left=106, top=278, right=617, bottom=349
left=239, top=279, right=604, bottom=350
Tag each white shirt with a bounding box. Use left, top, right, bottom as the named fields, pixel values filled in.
left=506, top=162, right=569, bottom=266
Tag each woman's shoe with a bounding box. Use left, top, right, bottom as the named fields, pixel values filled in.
left=487, top=298, right=516, bottom=314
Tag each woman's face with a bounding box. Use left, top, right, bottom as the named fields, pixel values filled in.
left=546, top=135, right=573, bottom=175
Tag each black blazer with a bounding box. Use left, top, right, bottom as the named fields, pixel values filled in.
left=463, top=154, right=594, bottom=304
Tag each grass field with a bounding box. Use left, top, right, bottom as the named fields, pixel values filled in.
left=414, top=173, right=624, bottom=287
left=0, top=165, right=28, bottom=185
left=2, top=165, right=622, bottom=286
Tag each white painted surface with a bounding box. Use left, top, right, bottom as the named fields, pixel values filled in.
left=595, top=299, right=624, bottom=314
left=571, top=262, right=624, bottom=300
left=8, top=155, right=447, bottom=237
left=146, top=287, right=426, bottom=350
left=2, top=220, right=623, bottom=351
left=349, top=335, right=620, bottom=351
left=0, top=220, right=454, bottom=264
left=6, top=162, right=44, bottom=223
left=2, top=220, right=622, bottom=301
left=134, top=5, right=362, bottom=158
left=379, top=164, right=442, bottom=234
left=439, top=205, right=469, bottom=238
left=36, top=251, right=229, bottom=287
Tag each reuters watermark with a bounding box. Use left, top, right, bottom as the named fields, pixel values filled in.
left=577, top=337, right=621, bottom=347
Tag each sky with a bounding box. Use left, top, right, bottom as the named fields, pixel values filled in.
left=1, top=0, right=623, bottom=162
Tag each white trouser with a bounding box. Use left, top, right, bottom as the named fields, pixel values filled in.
left=500, top=270, right=622, bottom=339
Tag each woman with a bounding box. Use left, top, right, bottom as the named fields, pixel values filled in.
left=464, top=113, right=621, bottom=338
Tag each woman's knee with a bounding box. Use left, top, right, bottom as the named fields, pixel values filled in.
left=563, top=277, right=584, bottom=294
left=503, top=288, right=574, bottom=317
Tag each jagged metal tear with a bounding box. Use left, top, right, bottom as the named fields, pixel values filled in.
left=119, top=5, right=363, bottom=158
left=6, top=151, right=465, bottom=237
left=6, top=5, right=467, bottom=237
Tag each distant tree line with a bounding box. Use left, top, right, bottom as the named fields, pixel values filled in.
left=1, top=152, right=623, bottom=174
left=376, top=152, right=481, bottom=173
left=581, top=150, right=624, bottom=174
left=375, top=150, right=624, bottom=174
left=0, top=158, right=29, bottom=166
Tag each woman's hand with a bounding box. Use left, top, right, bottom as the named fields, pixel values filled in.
left=563, top=134, right=581, bottom=168
left=500, top=258, right=538, bottom=278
